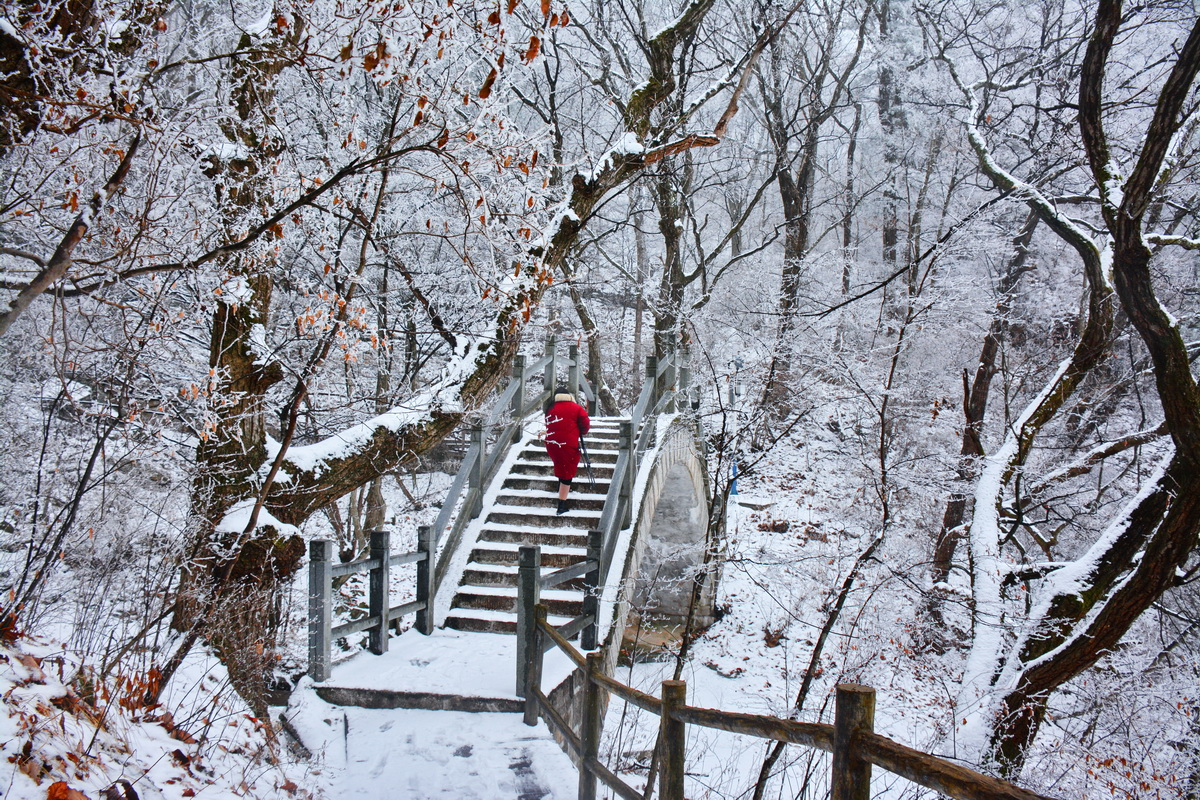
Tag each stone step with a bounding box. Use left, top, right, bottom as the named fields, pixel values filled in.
left=477, top=527, right=590, bottom=548
left=445, top=610, right=580, bottom=636
left=501, top=476, right=612, bottom=493
left=444, top=615, right=515, bottom=634
left=467, top=547, right=587, bottom=568
left=452, top=590, right=583, bottom=617
left=494, top=492, right=605, bottom=511
left=461, top=567, right=519, bottom=587
left=509, top=462, right=615, bottom=479
left=520, top=449, right=619, bottom=464
left=313, top=686, right=522, bottom=713
left=484, top=509, right=601, bottom=530
left=458, top=568, right=585, bottom=594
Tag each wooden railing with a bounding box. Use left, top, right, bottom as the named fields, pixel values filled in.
left=308, top=527, right=433, bottom=681
left=515, top=539, right=602, bottom=695
left=519, top=597, right=1061, bottom=800
left=306, top=338, right=592, bottom=680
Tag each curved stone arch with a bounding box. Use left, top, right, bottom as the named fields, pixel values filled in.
left=602, top=415, right=717, bottom=656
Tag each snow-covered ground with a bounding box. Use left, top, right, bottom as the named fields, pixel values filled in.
left=287, top=699, right=578, bottom=799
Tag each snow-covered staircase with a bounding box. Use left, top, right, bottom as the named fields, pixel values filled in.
left=444, top=417, right=624, bottom=634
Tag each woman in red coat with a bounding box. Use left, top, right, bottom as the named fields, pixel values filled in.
left=544, top=385, right=591, bottom=515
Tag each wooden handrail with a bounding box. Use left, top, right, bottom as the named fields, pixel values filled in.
left=308, top=526, right=435, bottom=680
left=857, top=731, right=1054, bottom=800
left=670, top=704, right=833, bottom=751
left=536, top=614, right=586, bottom=669
left=539, top=557, right=596, bottom=590
left=591, top=669, right=662, bottom=714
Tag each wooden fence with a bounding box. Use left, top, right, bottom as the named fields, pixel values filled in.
left=307, top=527, right=434, bottom=681
left=519, top=594, right=1062, bottom=800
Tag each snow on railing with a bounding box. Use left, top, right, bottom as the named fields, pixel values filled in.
left=597, top=348, right=686, bottom=582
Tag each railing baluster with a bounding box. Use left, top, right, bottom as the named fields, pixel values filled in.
left=665, top=349, right=677, bottom=413
left=646, top=354, right=658, bottom=406
left=516, top=544, right=542, bottom=699
left=579, top=652, right=603, bottom=800
left=832, top=684, right=875, bottom=800
left=468, top=427, right=484, bottom=517
left=680, top=361, right=692, bottom=411
left=308, top=539, right=333, bottom=682
left=582, top=528, right=601, bottom=651
left=511, top=353, right=526, bottom=420
left=368, top=529, right=391, bottom=655
left=660, top=680, right=687, bottom=800
left=524, top=604, right=547, bottom=727
left=569, top=343, right=581, bottom=398
left=415, top=524, right=435, bottom=635
left=619, top=420, right=634, bottom=528
left=544, top=337, right=557, bottom=400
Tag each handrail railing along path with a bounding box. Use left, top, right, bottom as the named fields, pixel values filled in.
left=519, top=596, right=1062, bottom=800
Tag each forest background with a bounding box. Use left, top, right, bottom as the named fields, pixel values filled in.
left=1, top=0, right=1199, bottom=797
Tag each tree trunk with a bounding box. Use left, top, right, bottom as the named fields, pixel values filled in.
left=922, top=213, right=1037, bottom=642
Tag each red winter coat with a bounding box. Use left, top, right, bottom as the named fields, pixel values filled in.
left=544, top=396, right=590, bottom=482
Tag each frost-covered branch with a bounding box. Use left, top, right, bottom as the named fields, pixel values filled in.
left=1025, top=422, right=1168, bottom=497
left=1146, top=232, right=1200, bottom=249
left=0, top=131, right=140, bottom=337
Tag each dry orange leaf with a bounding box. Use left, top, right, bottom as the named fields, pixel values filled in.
left=524, top=36, right=540, bottom=62
left=479, top=67, right=497, bottom=98
left=47, top=782, right=91, bottom=800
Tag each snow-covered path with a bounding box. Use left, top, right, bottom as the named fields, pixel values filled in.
left=284, top=630, right=581, bottom=798
left=291, top=702, right=579, bottom=799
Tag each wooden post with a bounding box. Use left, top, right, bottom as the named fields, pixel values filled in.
left=832, top=684, right=875, bottom=800
left=568, top=343, right=581, bottom=399
left=368, top=529, right=391, bottom=655
left=680, top=362, right=693, bottom=411
left=543, top=337, right=557, bottom=400
left=659, top=680, right=687, bottom=800
left=468, top=426, right=484, bottom=517
left=618, top=420, right=634, bottom=528
left=415, top=524, right=435, bottom=635
left=511, top=353, right=526, bottom=420
left=516, top=544, right=542, bottom=698
left=665, top=349, right=677, bottom=413
left=308, top=539, right=333, bottom=682
left=644, top=354, right=660, bottom=451
left=646, top=354, right=659, bottom=405
left=523, top=604, right=547, bottom=726
left=582, top=528, right=602, bottom=650
left=578, top=652, right=603, bottom=800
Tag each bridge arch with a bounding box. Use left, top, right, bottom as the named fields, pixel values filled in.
left=604, top=415, right=719, bottom=654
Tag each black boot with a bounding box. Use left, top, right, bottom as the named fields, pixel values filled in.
left=556, top=498, right=570, bottom=515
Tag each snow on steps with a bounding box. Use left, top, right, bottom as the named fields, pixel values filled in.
left=444, top=418, right=624, bottom=636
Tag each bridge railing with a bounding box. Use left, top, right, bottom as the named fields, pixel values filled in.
left=514, top=536, right=601, bottom=695
left=307, top=338, right=591, bottom=680
left=518, top=598, right=1060, bottom=800
left=597, top=349, right=686, bottom=581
